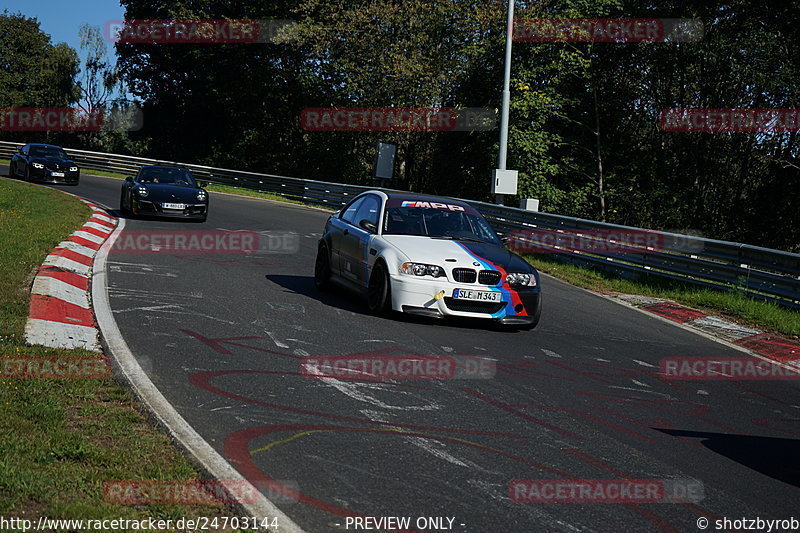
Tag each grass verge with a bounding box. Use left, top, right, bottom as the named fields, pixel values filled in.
left=0, top=177, right=233, bottom=526
left=525, top=254, right=800, bottom=338
left=203, top=183, right=313, bottom=207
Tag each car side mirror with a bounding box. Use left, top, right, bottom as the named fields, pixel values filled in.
left=359, top=219, right=377, bottom=233
left=198, top=181, right=208, bottom=188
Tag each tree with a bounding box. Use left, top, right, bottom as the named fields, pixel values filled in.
left=0, top=11, right=79, bottom=111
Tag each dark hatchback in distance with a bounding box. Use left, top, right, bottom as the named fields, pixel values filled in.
left=120, top=165, right=209, bottom=222
left=9, top=143, right=80, bottom=185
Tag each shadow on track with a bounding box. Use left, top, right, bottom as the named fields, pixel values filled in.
left=656, top=428, right=800, bottom=488
left=264, top=274, right=534, bottom=333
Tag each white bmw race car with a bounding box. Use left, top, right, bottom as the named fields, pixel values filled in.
left=314, top=191, right=542, bottom=329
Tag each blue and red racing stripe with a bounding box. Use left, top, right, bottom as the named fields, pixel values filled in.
left=454, top=242, right=527, bottom=318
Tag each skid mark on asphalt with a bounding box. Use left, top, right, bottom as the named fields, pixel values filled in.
left=307, top=367, right=442, bottom=412
left=542, top=349, right=562, bottom=358
left=607, top=386, right=673, bottom=398
left=361, top=409, right=475, bottom=468
left=266, top=331, right=289, bottom=348
left=108, top=261, right=178, bottom=277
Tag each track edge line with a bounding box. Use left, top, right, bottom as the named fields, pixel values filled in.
left=91, top=206, right=306, bottom=533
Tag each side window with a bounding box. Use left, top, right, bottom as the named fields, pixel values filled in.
left=354, top=195, right=380, bottom=231
left=340, top=197, right=366, bottom=224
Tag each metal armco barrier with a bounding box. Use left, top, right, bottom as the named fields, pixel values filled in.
left=2, top=141, right=798, bottom=309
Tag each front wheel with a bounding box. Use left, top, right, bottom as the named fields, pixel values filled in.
left=314, top=244, right=331, bottom=291
left=367, top=261, right=392, bottom=314
left=120, top=191, right=129, bottom=215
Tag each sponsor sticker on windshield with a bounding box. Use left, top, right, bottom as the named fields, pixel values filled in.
left=400, top=200, right=465, bottom=211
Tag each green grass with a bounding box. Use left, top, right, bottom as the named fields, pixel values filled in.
left=81, top=167, right=128, bottom=180
left=202, top=183, right=319, bottom=208
left=0, top=177, right=233, bottom=526
left=525, top=254, right=800, bottom=337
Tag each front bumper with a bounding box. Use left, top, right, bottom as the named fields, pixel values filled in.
left=389, top=274, right=540, bottom=325
left=132, top=199, right=208, bottom=219
left=29, top=167, right=79, bottom=184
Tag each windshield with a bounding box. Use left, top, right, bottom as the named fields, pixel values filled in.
left=29, top=146, right=67, bottom=159
left=137, top=167, right=196, bottom=186
left=383, top=204, right=500, bottom=244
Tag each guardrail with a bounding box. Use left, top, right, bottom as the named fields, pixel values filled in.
left=2, top=140, right=798, bottom=309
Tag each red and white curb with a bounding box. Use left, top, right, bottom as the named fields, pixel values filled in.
left=614, top=294, right=800, bottom=370
left=25, top=200, right=117, bottom=351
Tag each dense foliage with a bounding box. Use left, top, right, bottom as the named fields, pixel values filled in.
left=2, top=1, right=798, bottom=250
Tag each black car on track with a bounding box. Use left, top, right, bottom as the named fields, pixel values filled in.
left=120, top=165, right=209, bottom=222
left=9, top=143, right=80, bottom=185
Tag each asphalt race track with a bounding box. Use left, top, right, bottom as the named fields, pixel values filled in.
left=10, top=168, right=800, bottom=532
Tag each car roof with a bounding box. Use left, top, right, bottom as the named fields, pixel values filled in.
left=28, top=143, right=63, bottom=149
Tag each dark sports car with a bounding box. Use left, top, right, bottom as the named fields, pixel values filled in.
left=9, top=143, right=80, bottom=185
left=120, top=165, right=209, bottom=222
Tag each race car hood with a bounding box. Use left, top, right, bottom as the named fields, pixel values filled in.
left=30, top=156, right=75, bottom=169
left=136, top=184, right=203, bottom=202
left=381, top=235, right=534, bottom=273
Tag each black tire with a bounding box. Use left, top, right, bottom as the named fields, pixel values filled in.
left=126, top=193, right=136, bottom=218
left=120, top=191, right=129, bottom=215
left=367, top=261, right=392, bottom=314
left=314, top=243, right=332, bottom=291
left=9, top=162, right=15, bottom=178
left=24, top=166, right=30, bottom=182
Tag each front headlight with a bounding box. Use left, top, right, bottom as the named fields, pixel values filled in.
left=69, top=166, right=78, bottom=172
left=506, top=272, right=536, bottom=287
left=197, top=190, right=207, bottom=201
left=400, top=262, right=446, bottom=278
left=135, top=186, right=148, bottom=197
left=32, top=163, right=44, bottom=169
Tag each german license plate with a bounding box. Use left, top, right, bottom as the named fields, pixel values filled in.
left=51, top=172, right=64, bottom=177
left=453, top=289, right=500, bottom=301
left=162, top=203, right=185, bottom=210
